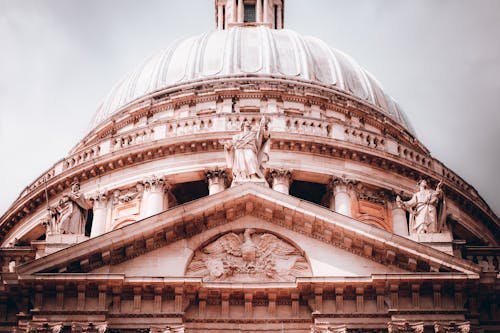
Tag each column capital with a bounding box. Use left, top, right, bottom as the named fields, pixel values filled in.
left=143, top=175, right=169, bottom=193
left=387, top=321, right=424, bottom=333
left=267, top=168, right=293, bottom=194
left=328, top=175, right=357, bottom=193
left=88, top=190, right=108, bottom=209
left=205, top=167, right=229, bottom=186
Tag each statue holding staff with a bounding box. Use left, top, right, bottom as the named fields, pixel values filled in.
left=223, top=117, right=270, bottom=181
left=396, top=179, right=445, bottom=234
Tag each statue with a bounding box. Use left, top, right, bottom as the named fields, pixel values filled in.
left=55, top=182, right=89, bottom=235
left=396, top=179, right=445, bottom=234
left=223, top=117, right=270, bottom=181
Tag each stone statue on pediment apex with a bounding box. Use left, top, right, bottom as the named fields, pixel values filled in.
left=396, top=179, right=446, bottom=234
left=222, top=117, right=270, bottom=181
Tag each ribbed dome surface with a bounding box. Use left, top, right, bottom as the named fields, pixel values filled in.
left=90, top=26, right=414, bottom=133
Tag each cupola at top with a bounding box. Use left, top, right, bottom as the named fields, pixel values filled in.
left=215, top=0, right=284, bottom=29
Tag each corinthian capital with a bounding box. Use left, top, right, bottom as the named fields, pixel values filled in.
left=205, top=167, right=229, bottom=186
left=88, top=191, right=108, bottom=209
left=144, top=175, right=169, bottom=193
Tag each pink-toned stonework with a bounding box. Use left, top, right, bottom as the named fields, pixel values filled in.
left=1, top=1, right=499, bottom=333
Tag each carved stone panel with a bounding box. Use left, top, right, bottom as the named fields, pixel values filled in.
left=186, top=229, right=311, bottom=281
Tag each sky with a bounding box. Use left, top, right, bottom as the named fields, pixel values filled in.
left=0, top=0, right=499, bottom=218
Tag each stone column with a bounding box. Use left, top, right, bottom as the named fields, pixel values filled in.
left=256, top=0, right=262, bottom=22
left=391, top=201, right=408, bottom=236
left=205, top=168, right=228, bottom=195
left=89, top=191, right=108, bottom=238
left=276, top=3, right=283, bottom=28
left=237, top=0, right=244, bottom=23
left=144, top=175, right=169, bottom=217
left=329, top=177, right=354, bottom=217
left=263, top=0, right=269, bottom=24
left=268, top=169, right=292, bottom=194
left=217, top=4, right=224, bottom=29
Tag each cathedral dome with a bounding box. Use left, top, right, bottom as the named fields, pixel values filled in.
left=90, top=27, right=414, bottom=134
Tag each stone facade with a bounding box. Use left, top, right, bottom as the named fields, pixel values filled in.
left=1, top=1, right=499, bottom=333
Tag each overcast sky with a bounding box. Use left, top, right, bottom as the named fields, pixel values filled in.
left=0, top=0, right=499, bottom=218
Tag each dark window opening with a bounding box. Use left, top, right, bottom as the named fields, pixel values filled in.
left=289, top=180, right=328, bottom=207
left=222, top=6, right=226, bottom=29
left=172, top=180, right=209, bottom=205
left=244, top=4, right=256, bottom=23
left=85, top=209, right=93, bottom=237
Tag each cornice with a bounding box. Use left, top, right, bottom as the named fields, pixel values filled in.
left=15, top=183, right=480, bottom=277
left=1, top=127, right=498, bottom=246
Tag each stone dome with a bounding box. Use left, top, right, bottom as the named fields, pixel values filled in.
left=90, top=26, right=415, bottom=134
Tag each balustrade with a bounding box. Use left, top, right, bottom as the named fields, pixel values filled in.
left=20, top=112, right=484, bottom=216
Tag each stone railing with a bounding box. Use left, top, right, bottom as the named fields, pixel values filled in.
left=64, top=145, right=101, bottom=169
left=397, top=144, right=432, bottom=169
left=12, top=113, right=484, bottom=214
left=344, top=127, right=385, bottom=150
left=112, top=128, right=155, bottom=151
left=463, top=246, right=500, bottom=272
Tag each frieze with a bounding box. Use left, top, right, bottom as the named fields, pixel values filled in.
left=186, top=229, right=311, bottom=282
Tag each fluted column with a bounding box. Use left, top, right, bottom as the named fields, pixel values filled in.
left=89, top=191, right=108, bottom=238
left=329, top=177, right=354, bottom=217
left=144, top=175, right=169, bottom=217
left=206, top=168, right=228, bottom=195
left=391, top=201, right=409, bottom=236
left=268, top=169, right=292, bottom=194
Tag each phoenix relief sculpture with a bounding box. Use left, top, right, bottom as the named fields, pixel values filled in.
left=186, top=229, right=311, bottom=282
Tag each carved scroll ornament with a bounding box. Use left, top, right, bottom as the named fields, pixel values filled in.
left=186, top=229, right=311, bottom=282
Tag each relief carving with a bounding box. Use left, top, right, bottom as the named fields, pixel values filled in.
left=186, top=229, right=311, bottom=281
left=112, top=183, right=144, bottom=205
left=434, top=322, right=470, bottom=333
left=388, top=321, right=424, bottom=333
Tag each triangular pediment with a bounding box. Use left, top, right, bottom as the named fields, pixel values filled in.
left=18, top=183, right=480, bottom=279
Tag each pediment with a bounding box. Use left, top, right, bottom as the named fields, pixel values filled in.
left=18, top=183, right=480, bottom=279
left=88, top=215, right=408, bottom=279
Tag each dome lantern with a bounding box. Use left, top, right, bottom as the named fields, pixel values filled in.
left=215, top=0, right=284, bottom=29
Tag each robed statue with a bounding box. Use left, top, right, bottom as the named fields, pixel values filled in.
left=223, top=117, right=270, bottom=181
left=396, top=179, right=445, bottom=234
left=55, top=182, right=89, bottom=235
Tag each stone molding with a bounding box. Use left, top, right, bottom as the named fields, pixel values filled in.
left=2, top=117, right=497, bottom=246
left=16, top=184, right=480, bottom=277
